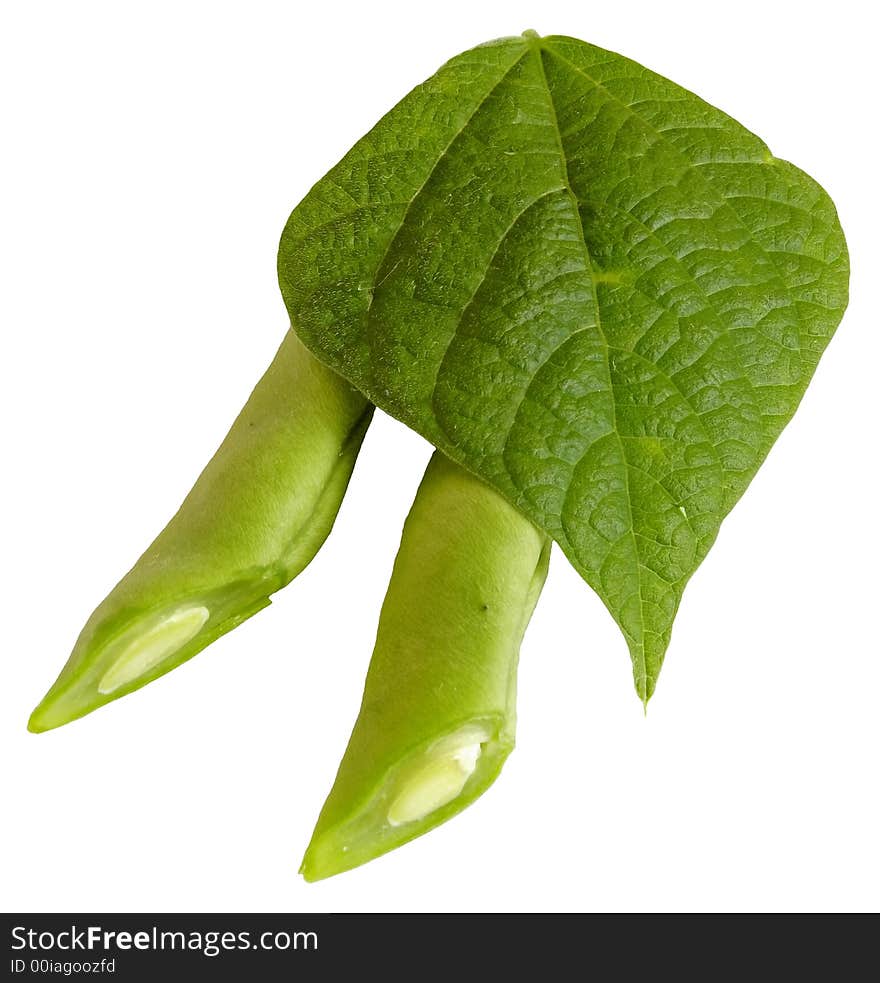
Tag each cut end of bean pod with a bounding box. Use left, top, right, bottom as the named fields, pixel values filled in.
left=27, top=584, right=275, bottom=733
left=96, top=605, right=210, bottom=695
left=386, top=724, right=489, bottom=826
left=300, top=721, right=509, bottom=882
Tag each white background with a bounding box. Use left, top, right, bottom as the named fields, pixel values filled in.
left=1, top=0, right=876, bottom=913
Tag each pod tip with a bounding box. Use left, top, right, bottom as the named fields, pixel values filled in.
left=27, top=701, right=56, bottom=734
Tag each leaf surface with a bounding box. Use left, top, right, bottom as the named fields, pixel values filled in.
left=278, top=33, right=848, bottom=700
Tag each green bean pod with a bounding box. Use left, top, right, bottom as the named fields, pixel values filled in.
left=29, top=330, right=372, bottom=733
left=301, top=451, right=551, bottom=881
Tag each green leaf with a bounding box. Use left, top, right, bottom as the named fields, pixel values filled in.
left=278, top=33, right=849, bottom=701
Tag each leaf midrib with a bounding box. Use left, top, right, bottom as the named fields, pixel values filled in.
left=528, top=38, right=651, bottom=693
left=537, top=41, right=779, bottom=494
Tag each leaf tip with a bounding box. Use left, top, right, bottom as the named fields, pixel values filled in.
left=634, top=668, right=657, bottom=713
